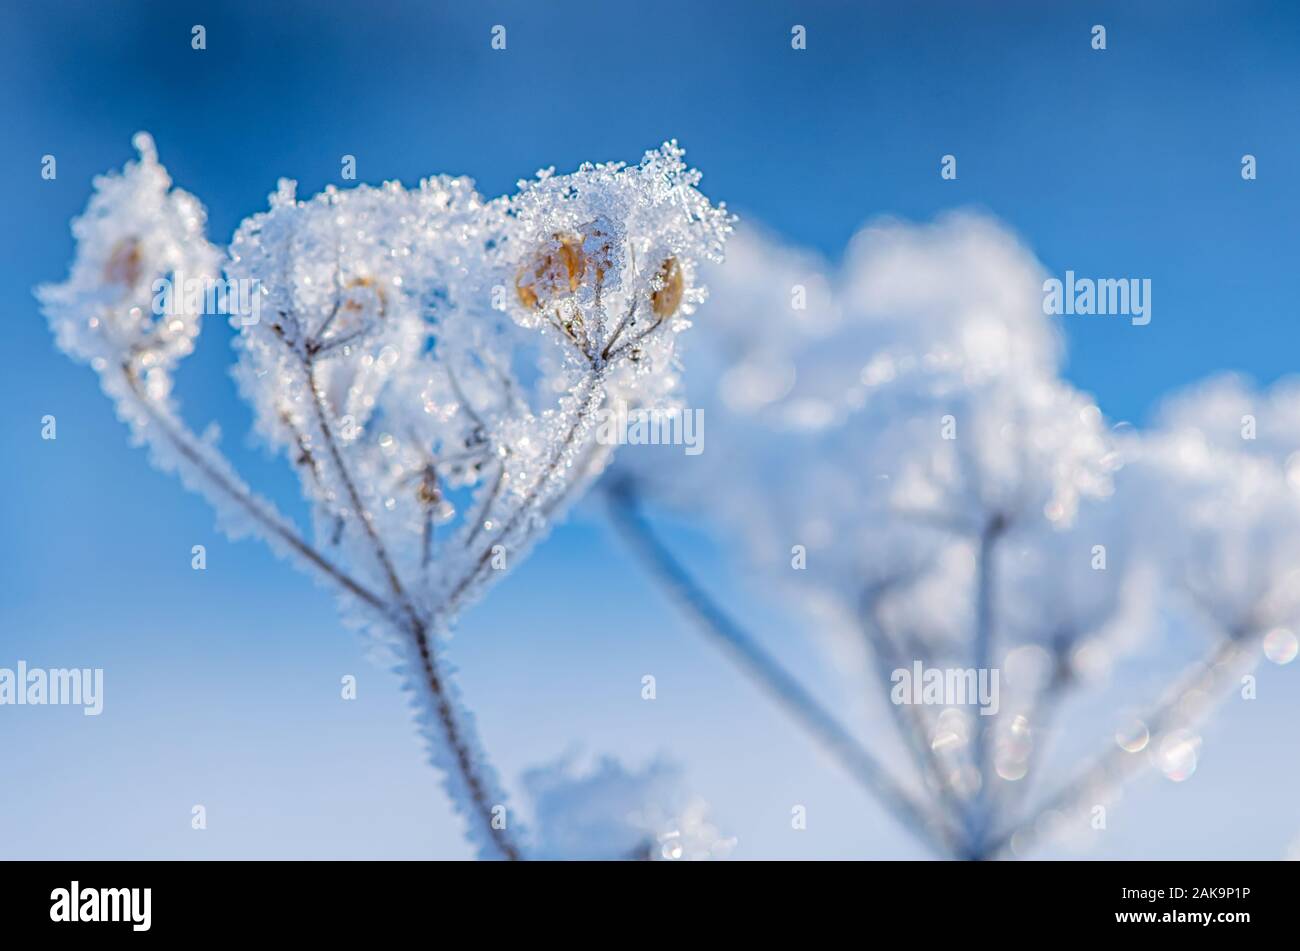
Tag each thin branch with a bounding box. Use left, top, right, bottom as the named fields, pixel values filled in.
left=281, top=408, right=345, bottom=544
left=998, top=671, right=1067, bottom=824
left=994, top=626, right=1085, bottom=826
left=540, top=438, right=611, bottom=523
left=421, top=507, right=434, bottom=570
left=597, top=245, right=638, bottom=361
left=464, top=461, right=506, bottom=549
left=406, top=607, right=522, bottom=861
left=605, top=314, right=667, bottom=362
left=966, top=514, right=1006, bottom=857
left=301, top=355, right=523, bottom=861
left=443, top=369, right=604, bottom=614
left=859, top=594, right=971, bottom=841
left=444, top=364, right=488, bottom=437
left=313, top=258, right=347, bottom=343
left=605, top=480, right=959, bottom=858
left=600, top=296, right=639, bottom=361
left=304, top=356, right=415, bottom=617
left=121, top=365, right=387, bottom=614
left=985, top=634, right=1254, bottom=858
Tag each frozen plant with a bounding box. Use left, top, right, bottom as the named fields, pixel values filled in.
left=39, top=133, right=731, bottom=860
left=608, top=214, right=1296, bottom=859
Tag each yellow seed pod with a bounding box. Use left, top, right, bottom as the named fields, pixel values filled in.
left=104, top=237, right=143, bottom=289
left=516, top=233, right=585, bottom=310
left=650, top=257, right=684, bottom=319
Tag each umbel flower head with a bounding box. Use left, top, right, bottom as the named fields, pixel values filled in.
left=499, top=144, right=728, bottom=379
left=37, top=134, right=732, bottom=861
left=37, top=132, right=221, bottom=400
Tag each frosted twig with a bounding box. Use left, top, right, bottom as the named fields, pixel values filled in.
left=443, top=369, right=605, bottom=616
left=967, top=514, right=1007, bottom=857
left=302, top=356, right=523, bottom=859
left=304, top=357, right=415, bottom=616
left=464, top=462, right=506, bottom=549
left=858, top=594, right=970, bottom=842
left=122, top=365, right=387, bottom=614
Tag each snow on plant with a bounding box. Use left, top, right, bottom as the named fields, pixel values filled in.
left=39, top=133, right=731, bottom=860
left=607, top=213, right=1296, bottom=859
left=523, top=755, right=738, bottom=861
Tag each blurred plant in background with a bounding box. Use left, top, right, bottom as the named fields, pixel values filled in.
left=608, top=214, right=1300, bottom=859
left=38, top=134, right=734, bottom=860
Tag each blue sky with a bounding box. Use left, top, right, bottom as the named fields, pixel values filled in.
left=2, top=1, right=1298, bottom=859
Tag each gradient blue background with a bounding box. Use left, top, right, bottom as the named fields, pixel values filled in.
left=2, top=0, right=1297, bottom=859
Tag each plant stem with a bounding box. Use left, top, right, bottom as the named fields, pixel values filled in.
left=985, top=635, right=1252, bottom=858
left=303, top=359, right=522, bottom=860
left=606, top=480, right=957, bottom=858
left=408, top=611, right=522, bottom=861
left=122, top=366, right=386, bottom=613
left=859, top=606, right=970, bottom=836
left=444, top=369, right=603, bottom=613
left=966, top=515, right=1004, bottom=858
left=304, top=358, right=414, bottom=619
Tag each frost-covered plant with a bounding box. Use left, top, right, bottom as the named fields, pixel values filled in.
left=608, top=214, right=1296, bottom=859
left=40, top=133, right=731, bottom=859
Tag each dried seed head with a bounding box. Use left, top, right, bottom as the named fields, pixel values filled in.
left=516, top=233, right=585, bottom=310
left=650, top=257, right=684, bottom=319
left=104, top=237, right=143, bottom=289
